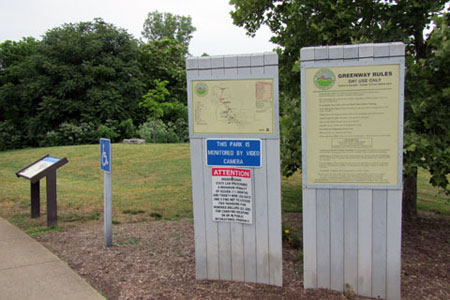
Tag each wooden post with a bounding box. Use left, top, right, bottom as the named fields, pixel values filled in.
left=30, top=181, right=40, bottom=218
left=46, top=170, right=57, bottom=226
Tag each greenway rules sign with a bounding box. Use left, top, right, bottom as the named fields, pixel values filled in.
left=211, top=168, right=252, bottom=224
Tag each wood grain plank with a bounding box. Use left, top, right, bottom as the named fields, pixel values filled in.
left=317, top=189, right=330, bottom=288
left=343, top=189, right=358, bottom=292
left=303, top=188, right=317, bottom=288
left=330, top=189, right=344, bottom=291
left=372, top=190, right=387, bottom=298
left=266, top=139, right=283, bottom=286
left=255, top=140, right=269, bottom=284
left=386, top=190, right=402, bottom=300
left=357, top=190, right=372, bottom=296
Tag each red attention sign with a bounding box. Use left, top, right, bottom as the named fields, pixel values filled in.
left=212, top=168, right=251, bottom=178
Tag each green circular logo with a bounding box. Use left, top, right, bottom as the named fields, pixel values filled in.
left=194, top=82, right=208, bottom=97
left=314, top=68, right=336, bottom=90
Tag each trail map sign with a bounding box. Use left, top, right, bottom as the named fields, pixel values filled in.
left=187, top=53, right=282, bottom=286
left=192, top=79, right=274, bottom=135
left=212, top=168, right=252, bottom=224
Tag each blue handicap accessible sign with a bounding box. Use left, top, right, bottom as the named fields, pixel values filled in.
left=100, top=138, right=111, bottom=173
left=206, top=139, right=262, bottom=167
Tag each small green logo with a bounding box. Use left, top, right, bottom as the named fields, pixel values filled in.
left=194, top=82, right=208, bottom=97
left=314, top=68, right=336, bottom=90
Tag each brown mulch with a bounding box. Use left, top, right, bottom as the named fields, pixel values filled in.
left=36, top=213, right=449, bottom=299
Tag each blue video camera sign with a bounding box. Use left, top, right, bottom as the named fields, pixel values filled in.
left=206, top=139, right=262, bottom=167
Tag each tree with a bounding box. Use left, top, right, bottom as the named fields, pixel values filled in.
left=37, top=19, right=146, bottom=126
left=140, top=12, right=194, bottom=128
left=0, top=19, right=147, bottom=148
left=139, top=79, right=173, bottom=143
left=402, top=14, right=450, bottom=217
left=230, top=0, right=449, bottom=219
left=0, top=37, right=41, bottom=149
left=139, top=39, right=187, bottom=112
left=142, top=11, right=196, bottom=48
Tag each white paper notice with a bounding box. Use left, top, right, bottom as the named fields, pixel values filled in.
left=211, top=168, right=252, bottom=224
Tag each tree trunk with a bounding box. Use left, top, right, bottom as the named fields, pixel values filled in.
left=402, top=168, right=418, bottom=221
left=153, top=119, right=156, bottom=144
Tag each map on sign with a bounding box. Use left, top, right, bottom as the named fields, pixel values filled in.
left=191, top=79, right=274, bottom=134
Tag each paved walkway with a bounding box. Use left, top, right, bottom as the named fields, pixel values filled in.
left=0, top=217, right=104, bottom=300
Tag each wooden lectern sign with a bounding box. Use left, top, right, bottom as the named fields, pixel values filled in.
left=16, top=154, right=68, bottom=226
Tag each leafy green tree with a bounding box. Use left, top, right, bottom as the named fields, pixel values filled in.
left=230, top=0, right=449, bottom=218
left=139, top=79, right=174, bottom=143
left=37, top=19, right=146, bottom=127
left=0, top=37, right=41, bottom=149
left=402, top=14, right=450, bottom=215
left=139, top=39, right=188, bottom=121
left=0, top=19, right=147, bottom=149
left=142, top=11, right=196, bottom=48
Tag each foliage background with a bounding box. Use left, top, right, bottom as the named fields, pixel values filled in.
left=0, top=17, right=191, bottom=151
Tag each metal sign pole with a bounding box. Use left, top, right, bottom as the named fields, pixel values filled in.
left=104, top=171, right=112, bottom=247
left=100, top=138, right=112, bottom=247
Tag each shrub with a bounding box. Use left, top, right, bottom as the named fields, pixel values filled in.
left=118, top=118, right=136, bottom=139
left=138, top=119, right=179, bottom=143
left=97, top=124, right=119, bottom=141
left=41, top=122, right=97, bottom=146
left=0, top=121, right=24, bottom=151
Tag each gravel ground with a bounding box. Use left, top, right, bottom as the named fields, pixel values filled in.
left=37, top=212, right=449, bottom=299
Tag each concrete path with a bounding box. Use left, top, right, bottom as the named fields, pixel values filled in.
left=0, top=217, right=104, bottom=300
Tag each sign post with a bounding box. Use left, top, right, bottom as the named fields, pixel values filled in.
left=16, top=155, right=68, bottom=226
left=186, top=53, right=282, bottom=286
left=301, top=43, right=405, bottom=299
left=100, top=138, right=112, bottom=247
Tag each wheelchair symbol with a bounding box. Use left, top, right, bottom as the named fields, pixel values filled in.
left=101, top=144, right=109, bottom=167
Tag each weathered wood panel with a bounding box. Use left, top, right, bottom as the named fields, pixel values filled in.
left=301, top=43, right=404, bottom=299
left=186, top=53, right=282, bottom=286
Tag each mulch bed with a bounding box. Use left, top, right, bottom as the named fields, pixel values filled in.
left=37, top=212, right=449, bottom=299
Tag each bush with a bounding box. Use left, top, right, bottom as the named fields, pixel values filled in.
left=0, top=121, right=24, bottom=151
left=97, top=124, right=119, bottom=141
left=40, top=122, right=98, bottom=147
left=118, top=118, right=136, bottom=139
left=138, top=119, right=180, bottom=143
left=173, top=118, right=189, bottom=143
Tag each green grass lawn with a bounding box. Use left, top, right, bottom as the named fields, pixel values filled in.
left=0, top=144, right=448, bottom=233
left=0, top=144, right=193, bottom=230
left=417, top=168, right=450, bottom=215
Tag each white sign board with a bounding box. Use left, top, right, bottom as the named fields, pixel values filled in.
left=18, top=156, right=60, bottom=179
left=212, top=168, right=252, bottom=224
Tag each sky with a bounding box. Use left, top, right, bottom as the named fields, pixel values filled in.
left=0, top=0, right=276, bottom=56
